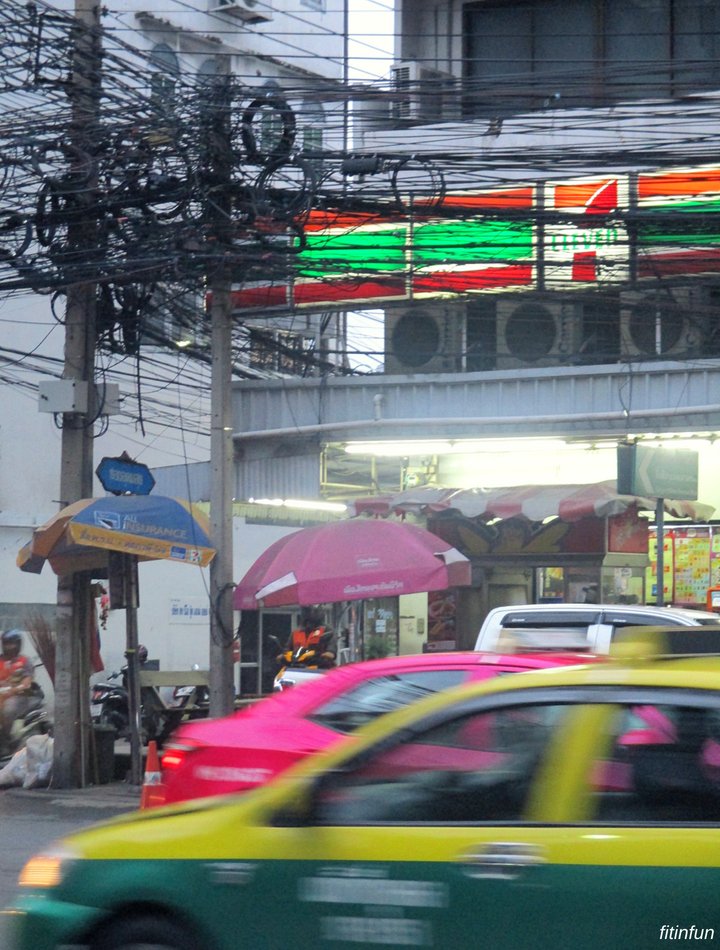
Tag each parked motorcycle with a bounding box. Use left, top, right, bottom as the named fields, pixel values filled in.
left=90, top=669, right=161, bottom=745
left=90, top=670, right=129, bottom=736
left=0, top=680, right=52, bottom=766
left=171, top=677, right=210, bottom=713
left=91, top=667, right=210, bottom=747
left=270, top=637, right=327, bottom=692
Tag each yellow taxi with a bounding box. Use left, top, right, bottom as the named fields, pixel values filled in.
left=12, top=626, right=720, bottom=950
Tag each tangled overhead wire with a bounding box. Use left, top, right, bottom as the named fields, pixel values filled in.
left=0, top=90, right=313, bottom=322
left=0, top=0, right=448, bottom=362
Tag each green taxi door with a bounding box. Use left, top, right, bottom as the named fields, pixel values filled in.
left=257, top=688, right=720, bottom=949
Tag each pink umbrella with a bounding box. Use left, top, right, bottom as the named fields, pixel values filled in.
left=233, top=518, right=471, bottom=609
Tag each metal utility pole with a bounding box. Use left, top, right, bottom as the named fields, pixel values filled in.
left=207, top=77, right=236, bottom=718
left=655, top=498, right=665, bottom=607
left=53, top=0, right=102, bottom=788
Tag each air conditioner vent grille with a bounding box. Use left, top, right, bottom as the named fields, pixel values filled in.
left=391, top=60, right=456, bottom=123
left=504, top=303, right=557, bottom=361
left=211, top=0, right=272, bottom=23
left=390, top=310, right=441, bottom=367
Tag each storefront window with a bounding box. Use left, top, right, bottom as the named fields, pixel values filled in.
left=363, top=599, right=399, bottom=658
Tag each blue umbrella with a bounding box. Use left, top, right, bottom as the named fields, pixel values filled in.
left=17, top=495, right=216, bottom=575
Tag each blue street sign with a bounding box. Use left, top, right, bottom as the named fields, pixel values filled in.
left=96, top=455, right=156, bottom=496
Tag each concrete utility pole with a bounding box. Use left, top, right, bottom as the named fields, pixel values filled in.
left=53, top=0, right=102, bottom=788
left=207, top=77, right=236, bottom=718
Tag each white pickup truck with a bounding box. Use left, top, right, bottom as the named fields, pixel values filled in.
left=474, top=602, right=719, bottom=654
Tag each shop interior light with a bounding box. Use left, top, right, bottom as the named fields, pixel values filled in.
left=345, top=438, right=570, bottom=457
left=455, top=438, right=569, bottom=453
left=344, top=441, right=453, bottom=456
left=628, top=433, right=717, bottom=448
left=283, top=499, right=347, bottom=512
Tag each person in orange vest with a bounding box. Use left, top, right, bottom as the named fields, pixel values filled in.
left=278, top=606, right=336, bottom=670
left=0, top=629, right=34, bottom=751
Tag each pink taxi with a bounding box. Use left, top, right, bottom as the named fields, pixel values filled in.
left=157, top=650, right=596, bottom=807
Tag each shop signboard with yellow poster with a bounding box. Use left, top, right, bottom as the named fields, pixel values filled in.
left=647, top=525, right=720, bottom=606
left=674, top=527, right=712, bottom=604
left=712, top=532, right=720, bottom=589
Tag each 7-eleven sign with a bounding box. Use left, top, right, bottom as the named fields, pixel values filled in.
left=544, top=176, right=630, bottom=288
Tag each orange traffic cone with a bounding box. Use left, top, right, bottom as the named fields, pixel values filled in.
left=139, top=740, right=166, bottom=809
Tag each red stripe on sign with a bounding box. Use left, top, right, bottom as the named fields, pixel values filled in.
left=412, top=264, right=534, bottom=293
left=637, top=248, right=720, bottom=278
left=230, top=285, right=290, bottom=310
left=293, top=278, right=407, bottom=305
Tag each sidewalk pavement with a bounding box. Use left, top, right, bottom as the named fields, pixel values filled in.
left=5, top=779, right=142, bottom=810
left=3, top=739, right=143, bottom=810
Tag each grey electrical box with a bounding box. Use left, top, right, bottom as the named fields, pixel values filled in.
left=97, top=383, right=121, bottom=416
left=38, top=380, right=89, bottom=414
left=38, top=380, right=120, bottom=416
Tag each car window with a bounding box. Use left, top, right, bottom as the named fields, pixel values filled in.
left=312, top=702, right=571, bottom=825
left=311, top=693, right=720, bottom=827
left=591, top=702, right=720, bottom=823
left=307, top=670, right=468, bottom=734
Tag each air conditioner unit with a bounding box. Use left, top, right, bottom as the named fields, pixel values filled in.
left=384, top=303, right=466, bottom=375
left=495, top=298, right=583, bottom=369
left=619, top=287, right=708, bottom=359
left=211, top=0, right=272, bottom=23
left=391, top=60, right=456, bottom=123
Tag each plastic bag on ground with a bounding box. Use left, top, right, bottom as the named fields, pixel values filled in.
left=0, top=747, right=28, bottom=787
left=23, top=734, right=54, bottom=788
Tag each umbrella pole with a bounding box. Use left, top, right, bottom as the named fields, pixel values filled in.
left=124, top=557, right=143, bottom=785
left=77, top=578, right=91, bottom=787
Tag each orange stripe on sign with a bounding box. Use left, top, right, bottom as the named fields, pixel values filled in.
left=638, top=169, right=720, bottom=200
left=438, top=188, right=534, bottom=211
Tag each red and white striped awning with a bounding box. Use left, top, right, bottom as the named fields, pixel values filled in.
left=351, top=480, right=714, bottom=523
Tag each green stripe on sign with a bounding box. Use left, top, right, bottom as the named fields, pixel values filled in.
left=297, top=228, right=407, bottom=277
left=413, top=218, right=535, bottom=265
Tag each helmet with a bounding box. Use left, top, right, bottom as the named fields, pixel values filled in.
left=300, top=606, right=323, bottom=628
left=137, top=644, right=148, bottom=664
left=2, top=629, right=22, bottom=647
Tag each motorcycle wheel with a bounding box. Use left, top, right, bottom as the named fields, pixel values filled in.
left=91, top=914, right=199, bottom=950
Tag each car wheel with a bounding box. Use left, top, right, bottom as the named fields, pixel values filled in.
left=91, top=914, right=199, bottom=950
